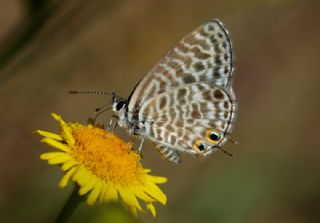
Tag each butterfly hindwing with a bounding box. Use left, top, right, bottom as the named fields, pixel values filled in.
left=137, top=82, right=237, bottom=161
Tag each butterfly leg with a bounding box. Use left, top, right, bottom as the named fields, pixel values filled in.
left=126, top=129, right=136, bottom=152
left=107, top=115, right=118, bottom=132
left=137, top=136, right=145, bottom=154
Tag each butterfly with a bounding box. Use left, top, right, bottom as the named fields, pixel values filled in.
left=103, top=19, right=237, bottom=164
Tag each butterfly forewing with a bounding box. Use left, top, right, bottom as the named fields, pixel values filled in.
left=128, top=19, right=234, bottom=115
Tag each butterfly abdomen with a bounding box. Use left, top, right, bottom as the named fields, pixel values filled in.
left=153, top=144, right=182, bottom=164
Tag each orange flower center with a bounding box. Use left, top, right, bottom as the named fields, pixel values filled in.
left=71, top=126, right=144, bottom=187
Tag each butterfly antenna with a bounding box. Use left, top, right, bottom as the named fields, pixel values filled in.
left=68, top=90, right=115, bottom=112
left=217, top=146, right=234, bottom=157
left=68, top=90, right=113, bottom=95
left=226, top=137, right=239, bottom=144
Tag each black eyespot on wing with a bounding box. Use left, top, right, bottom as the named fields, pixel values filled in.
left=210, top=132, right=220, bottom=141
left=194, top=140, right=207, bottom=152
left=206, top=130, right=222, bottom=143
left=198, top=143, right=206, bottom=151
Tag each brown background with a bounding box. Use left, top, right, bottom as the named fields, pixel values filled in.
left=0, top=0, right=320, bottom=222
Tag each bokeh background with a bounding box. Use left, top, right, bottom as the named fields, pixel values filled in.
left=1, top=0, right=320, bottom=222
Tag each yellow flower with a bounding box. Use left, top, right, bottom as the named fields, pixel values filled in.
left=36, top=113, right=167, bottom=217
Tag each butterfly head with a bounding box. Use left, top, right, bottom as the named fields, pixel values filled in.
left=111, top=93, right=128, bottom=128
left=111, top=93, right=127, bottom=112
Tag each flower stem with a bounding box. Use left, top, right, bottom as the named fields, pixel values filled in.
left=55, top=185, right=84, bottom=223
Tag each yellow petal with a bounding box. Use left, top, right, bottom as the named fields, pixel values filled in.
left=143, top=181, right=167, bottom=205
left=146, top=175, right=167, bottom=184
left=48, top=156, right=70, bottom=165
left=118, top=187, right=133, bottom=206
left=72, top=166, right=91, bottom=186
left=118, top=187, right=142, bottom=211
left=61, top=160, right=78, bottom=171
left=51, top=113, right=64, bottom=123
left=104, top=183, right=118, bottom=201
left=99, top=183, right=108, bottom=203
left=79, top=176, right=97, bottom=195
left=59, top=167, right=77, bottom=188
left=61, top=124, right=75, bottom=145
left=35, top=130, right=62, bottom=140
left=128, top=189, right=143, bottom=211
left=135, top=189, right=156, bottom=203
left=51, top=113, right=75, bottom=145
left=40, top=152, right=67, bottom=160
left=41, top=138, right=70, bottom=152
left=40, top=152, right=71, bottom=164
left=87, top=180, right=102, bottom=205
left=147, top=203, right=156, bottom=218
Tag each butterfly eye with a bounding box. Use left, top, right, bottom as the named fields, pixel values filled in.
left=206, top=130, right=221, bottom=143
left=194, top=140, right=206, bottom=152
left=116, top=101, right=124, bottom=111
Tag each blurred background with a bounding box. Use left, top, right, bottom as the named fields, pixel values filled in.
left=1, top=0, right=319, bottom=222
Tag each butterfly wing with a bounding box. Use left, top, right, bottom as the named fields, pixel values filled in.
left=125, top=19, right=236, bottom=163
left=128, top=19, right=234, bottom=116
left=138, top=82, right=237, bottom=161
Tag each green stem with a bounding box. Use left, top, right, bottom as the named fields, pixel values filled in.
left=55, top=185, right=84, bottom=223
